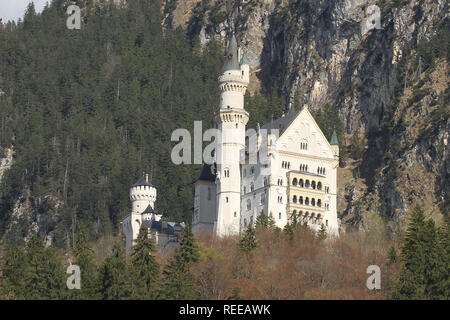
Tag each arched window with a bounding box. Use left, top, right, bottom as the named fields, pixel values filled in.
left=317, top=199, right=322, bottom=207
left=279, top=212, right=282, bottom=219
left=300, top=140, right=308, bottom=150
left=292, top=178, right=298, bottom=186
left=293, top=195, right=297, bottom=203
left=250, top=183, right=254, bottom=192
left=305, top=180, right=310, bottom=188
left=311, top=198, right=316, bottom=206
left=299, top=196, right=303, bottom=205
left=246, top=199, right=251, bottom=210
left=317, top=182, right=322, bottom=190
left=305, top=197, right=310, bottom=205
left=226, top=197, right=229, bottom=203
left=299, top=179, right=304, bottom=187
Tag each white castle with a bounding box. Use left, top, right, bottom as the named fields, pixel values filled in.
left=192, top=35, right=340, bottom=237
left=122, top=174, right=185, bottom=253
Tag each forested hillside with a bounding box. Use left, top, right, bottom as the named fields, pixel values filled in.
left=0, top=0, right=287, bottom=247
left=0, top=0, right=448, bottom=301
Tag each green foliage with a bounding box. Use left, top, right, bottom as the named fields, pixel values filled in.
left=97, top=241, right=131, bottom=300
left=318, top=223, right=327, bottom=241
left=159, top=224, right=199, bottom=299
left=349, top=134, right=365, bottom=159
left=2, top=235, right=66, bottom=299
left=392, top=206, right=449, bottom=300
left=0, top=0, right=289, bottom=248
left=255, top=210, right=276, bottom=231
left=388, top=245, right=398, bottom=265
left=71, top=223, right=97, bottom=299
left=238, top=225, right=258, bottom=254
left=131, top=224, right=160, bottom=299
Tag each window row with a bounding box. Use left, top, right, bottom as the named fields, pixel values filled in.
left=291, top=196, right=322, bottom=207
left=291, top=178, right=323, bottom=190
left=300, top=141, right=308, bottom=150
left=299, top=164, right=308, bottom=172
left=291, top=210, right=328, bottom=226
left=317, top=167, right=326, bottom=175
left=282, top=161, right=291, bottom=169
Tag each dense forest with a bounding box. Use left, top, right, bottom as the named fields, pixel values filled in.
left=0, top=0, right=291, bottom=248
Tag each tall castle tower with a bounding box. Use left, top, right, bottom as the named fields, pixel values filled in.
left=214, top=35, right=250, bottom=236
left=123, top=174, right=157, bottom=252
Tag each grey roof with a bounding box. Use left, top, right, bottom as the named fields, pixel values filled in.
left=195, top=163, right=216, bottom=182
left=222, top=35, right=240, bottom=72
left=142, top=204, right=155, bottom=214
left=133, top=174, right=153, bottom=187
left=142, top=220, right=185, bottom=234
left=330, top=130, right=339, bottom=145
left=261, top=108, right=301, bottom=137
left=240, top=53, right=249, bottom=65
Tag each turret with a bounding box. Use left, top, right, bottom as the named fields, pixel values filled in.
left=218, top=35, right=249, bottom=110
left=130, top=174, right=157, bottom=214
left=330, top=130, right=339, bottom=158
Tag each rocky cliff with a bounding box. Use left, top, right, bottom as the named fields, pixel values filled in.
left=165, top=0, right=449, bottom=233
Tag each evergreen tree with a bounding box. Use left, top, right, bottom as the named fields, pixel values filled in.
left=238, top=225, right=258, bottom=254
left=159, top=224, right=199, bottom=299
left=131, top=224, right=160, bottom=299
left=97, top=241, right=131, bottom=300
left=71, top=223, right=97, bottom=299
left=283, top=222, right=294, bottom=241
left=392, top=206, right=448, bottom=300
left=388, top=245, right=398, bottom=265
left=318, top=223, right=327, bottom=241
left=255, top=210, right=276, bottom=231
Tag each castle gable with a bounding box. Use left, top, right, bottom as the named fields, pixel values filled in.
left=274, top=108, right=335, bottom=159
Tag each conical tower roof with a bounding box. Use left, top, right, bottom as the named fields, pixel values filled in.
left=222, top=34, right=240, bottom=72
left=330, top=130, right=339, bottom=145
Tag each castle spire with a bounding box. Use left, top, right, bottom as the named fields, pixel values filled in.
left=330, top=130, right=339, bottom=145
left=222, top=34, right=239, bottom=72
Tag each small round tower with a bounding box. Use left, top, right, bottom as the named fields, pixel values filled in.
left=130, top=174, right=157, bottom=214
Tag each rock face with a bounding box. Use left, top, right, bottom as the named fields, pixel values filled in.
left=165, top=0, right=449, bottom=230
left=0, top=147, right=13, bottom=181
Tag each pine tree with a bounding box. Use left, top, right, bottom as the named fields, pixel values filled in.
left=283, top=222, right=294, bottom=241
left=159, top=224, right=199, bottom=299
left=318, top=223, right=327, bottom=241
left=97, top=241, right=131, bottom=300
left=388, top=245, right=398, bottom=265
left=131, top=224, right=160, bottom=299
left=392, top=206, right=448, bottom=300
left=255, top=210, right=276, bottom=231
left=71, top=223, right=97, bottom=299
left=1, top=245, right=30, bottom=299
left=238, top=225, right=258, bottom=254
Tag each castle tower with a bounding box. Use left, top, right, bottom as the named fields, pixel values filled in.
left=124, top=174, right=157, bottom=252
left=214, top=35, right=249, bottom=236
